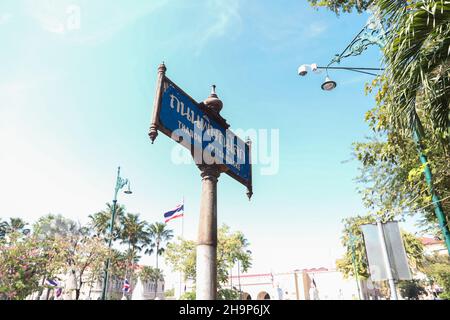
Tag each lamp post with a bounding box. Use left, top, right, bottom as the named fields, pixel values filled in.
left=348, top=233, right=362, bottom=300
left=101, top=166, right=132, bottom=300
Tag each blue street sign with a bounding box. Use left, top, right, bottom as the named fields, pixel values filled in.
left=153, top=76, right=252, bottom=191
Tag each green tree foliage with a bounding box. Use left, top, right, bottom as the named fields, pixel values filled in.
left=424, top=254, right=450, bottom=299
left=164, top=288, right=175, bottom=297
left=358, top=0, right=450, bottom=232
left=0, top=207, right=174, bottom=300
left=218, top=288, right=240, bottom=300
left=164, top=237, right=197, bottom=282
left=398, top=280, right=427, bottom=300
left=308, top=0, right=374, bottom=14
left=146, top=222, right=174, bottom=298
left=33, top=214, right=110, bottom=300
left=376, top=0, right=450, bottom=137
left=138, top=265, right=164, bottom=299
left=336, top=215, right=425, bottom=278
left=180, top=291, right=196, bottom=300
left=68, top=236, right=110, bottom=300
left=119, top=213, right=150, bottom=279
left=165, top=224, right=252, bottom=296
left=354, top=79, right=450, bottom=234
left=310, top=0, right=450, bottom=235
left=0, top=232, right=67, bottom=300
left=88, top=203, right=126, bottom=240
left=139, top=265, right=164, bottom=283
left=147, top=222, right=174, bottom=269
left=0, top=218, right=30, bottom=237
left=108, top=249, right=129, bottom=280
left=336, top=215, right=375, bottom=279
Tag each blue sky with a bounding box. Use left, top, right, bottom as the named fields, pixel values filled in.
left=0, top=0, right=420, bottom=282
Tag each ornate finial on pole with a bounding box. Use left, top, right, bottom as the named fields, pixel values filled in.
left=204, top=84, right=223, bottom=114
left=158, top=62, right=167, bottom=75
left=149, top=63, right=167, bottom=144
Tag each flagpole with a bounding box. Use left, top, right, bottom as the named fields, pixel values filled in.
left=182, top=196, right=185, bottom=239
left=179, top=196, right=185, bottom=298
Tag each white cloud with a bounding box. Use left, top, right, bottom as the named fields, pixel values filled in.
left=195, top=0, right=242, bottom=55
left=24, top=0, right=169, bottom=44
left=304, top=22, right=327, bottom=38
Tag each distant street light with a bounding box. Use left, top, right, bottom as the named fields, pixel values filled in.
left=101, top=166, right=132, bottom=300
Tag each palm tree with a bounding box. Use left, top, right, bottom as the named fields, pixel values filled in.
left=150, top=268, right=164, bottom=299
left=146, top=222, right=174, bottom=270
left=119, top=213, right=149, bottom=280
left=374, top=0, right=450, bottom=251
left=146, top=222, right=173, bottom=298
left=139, top=266, right=156, bottom=283
left=377, top=0, right=450, bottom=138
left=139, top=266, right=164, bottom=299
left=0, top=220, right=7, bottom=239
left=33, top=214, right=81, bottom=240
left=0, top=218, right=30, bottom=237
left=88, top=203, right=126, bottom=240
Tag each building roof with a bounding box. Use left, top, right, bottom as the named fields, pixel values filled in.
left=420, top=237, right=444, bottom=246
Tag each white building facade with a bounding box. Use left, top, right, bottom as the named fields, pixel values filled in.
left=224, top=268, right=361, bottom=300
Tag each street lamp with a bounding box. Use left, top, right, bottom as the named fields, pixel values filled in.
left=298, top=63, right=384, bottom=91
left=101, top=166, right=132, bottom=300
left=321, top=76, right=337, bottom=91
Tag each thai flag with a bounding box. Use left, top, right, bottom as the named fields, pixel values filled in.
left=164, top=204, right=184, bottom=223
left=46, top=279, right=58, bottom=287
left=122, top=279, right=131, bottom=293
left=56, top=287, right=63, bottom=298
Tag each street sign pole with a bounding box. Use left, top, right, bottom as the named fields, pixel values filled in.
left=196, top=165, right=220, bottom=300
left=149, top=64, right=253, bottom=300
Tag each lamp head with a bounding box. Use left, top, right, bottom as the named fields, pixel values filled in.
left=321, top=76, right=337, bottom=91
left=298, top=64, right=308, bottom=76
left=124, top=181, right=133, bottom=195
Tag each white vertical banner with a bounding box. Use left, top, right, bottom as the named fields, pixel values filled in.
left=361, top=221, right=412, bottom=282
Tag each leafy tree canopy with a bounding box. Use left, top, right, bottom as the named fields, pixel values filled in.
left=308, top=0, right=374, bottom=14
left=165, top=225, right=252, bottom=291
